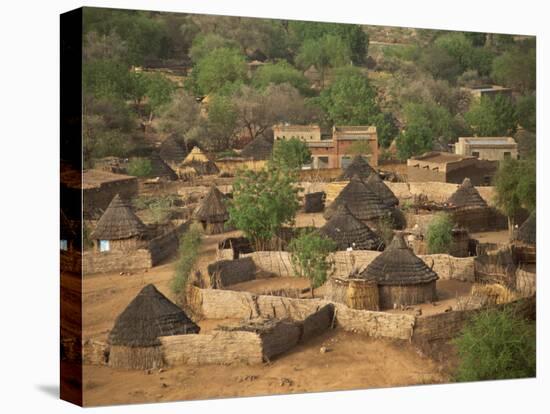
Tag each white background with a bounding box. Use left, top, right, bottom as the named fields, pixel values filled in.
left=0, top=0, right=548, bottom=412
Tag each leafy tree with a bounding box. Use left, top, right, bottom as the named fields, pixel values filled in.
left=516, top=94, right=536, bottom=132
left=426, top=213, right=454, bottom=254
left=252, top=61, right=310, bottom=95
left=203, top=94, right=239, bottom=151
left=289, top=230, right=336, bottom=297
left=228, top=166, right=301, bottom=250
left=189, top=33, right=239, bottom=63
left=84, top=31, right=128, bottom=62
left=465, top=95, right=518, bottom=136
left=453, top=308, right=536, bottom=382
left=418, top=45, right=462, bottom=81
left=296, top=34, right=351, bottom=88
left=403, top=102, right=457, bottom=145
left=157, top=91, right=201, bottom=137
left=127, top=158, right=153, bottom=177
left=396, top=123, right=433, bottom=160
left=493, top=159, right=536, bottom=236
left=271, top=137, right=312, bottom=170
left=491, top=44, right=536, bottom=93
left=171, top=224, right=203, bottom=295
left=194, top=47, right=247, bottom=95
left=372, top=112, right=399, bottom=149
left=83, top=59, right=132, bottom=100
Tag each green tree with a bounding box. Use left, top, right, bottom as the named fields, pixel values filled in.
left=465, top=95, right=518, bottom=136
left=171, top=225, right=203, bottom=295
left=296, top=34, right=351, bottom=88
left=189, top=33, right=239, bottom=63
left=491, top=45, right=536, bottom=93
left=453, top=308, right=536, bottom=382
left=228, top=167, right=301, bottom=250
left=403, top=102, right=457, bottom=145
left=252, top=61, right=310, bottom=95
left=194, top=47, right=247, bottom=95
left=127, top=158, right=153, bottom=177
left=516, top=94, right=536, bottom=132
left=271, top=137, right=312, bottom=170
left=83, top=59, right=132, bottom=100
left=204, top=94, right=239, bottom=151
left=396, top=123, right=432, bottom=160
left=157, top=91, right=200, bottom=137
left=289, top=230, right=336, bottom=297
left=426, top=213, right=454, bottom=254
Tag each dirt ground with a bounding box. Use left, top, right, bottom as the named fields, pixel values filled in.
left=470, top=230, right=510, bottom=245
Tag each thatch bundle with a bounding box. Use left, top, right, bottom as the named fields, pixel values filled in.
left=339, top=155, right=375, bottom=180
left=359, top=233, right=439, bottom=309
left=150, top=151, right=178, bottom=180
left=193, top=185, right=229, bottom=234
left=365, top=173, right=399, bottom=207
left=470, top=283, right=519, bottom=306
left=304, top=191, right=325, bottom=213
left=159, top=134, right=188, bottom=166
left=108, top=284, right=199, bottom=370
left=319, top=204, right=385, bottom=251
left=447, top=178, right=488, bottom=209
left=182, top=146, right=219, bottom=175
left=240, top=136, right=273, bottom=161
left=515, top=212, right=536, bottom=246
left=90, top=194, right=147, bottom=240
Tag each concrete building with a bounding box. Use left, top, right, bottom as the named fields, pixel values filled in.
left=454, top=137, right=518, bottom=161
left=462, top=85, right=513, bottom=100
left=407, top=152, right=498, bottom=186
left=273, top=124, right=378, bottom=169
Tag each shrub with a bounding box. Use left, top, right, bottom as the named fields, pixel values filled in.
left=171, top=224, right=203, bottom=295
left=426, top=212, right=454, bottom=254
left=127, top=157, right=153, bottom=177
left=288, top=230, right=336, bottom=296
left=453, top=308, right=536, bottom=382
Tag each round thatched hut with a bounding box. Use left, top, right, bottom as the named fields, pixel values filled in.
left=339, top=155, right=376, bottom=180
left=365, top=173, right=399, bottom=207
left=193, top=185, right=230, bottom=234
left=159, top=134, right=188, bottom=168
left=319, top=204, right=385, bottom=251
left=240, top=136, right=273, bottom=161
left=182, top=146, right=220, bottom=175
left=446, top=178, right=491, bottom=231
left=108, top=284, right=200, bottom=370
left=149, top=151, right=178, bottom=181
left=90, top=194, right=148, bottom=252
left=359, top=233, right=439, bottom=309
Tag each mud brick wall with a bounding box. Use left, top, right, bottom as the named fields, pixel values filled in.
left=82, top=249, right=152, bottom=274
left=82, top=340, right=108, bottom=365
left=474, top=247, right=517, bottom=288
left=419, top=254, right=475, bottom=282
left=241, top=251, right=294, bottom=277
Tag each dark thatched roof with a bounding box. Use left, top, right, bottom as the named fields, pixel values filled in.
left=150, top=152, right=178, bottom=180
left=159, top=134, right=188, bottom=165
left=109, top=284, right=199, bottom=347
left=365, top=173, right=399, bottom=207
left=446, top=178, right=488, bottom=209
left=324, top=175, right=392, bottom=222
left=90, top=194, right=147, bottom=240
left=194, top=185, right=229, bottom=223
left=359, top=233, right=439, bottom=285
left=319, top=204, right=385, bottom=251
left=515, top=212, right=536, bottom=245
left=339, top=155, right=376, bottom=180
left=60, top=209, right=76, bottom=240
left=240, top=136, right=273, bottom=161
left=304, top=191, right=326, bottom=213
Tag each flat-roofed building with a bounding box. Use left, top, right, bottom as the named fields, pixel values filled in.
left=462, top=84, right=513, bottom=100
left=454, top=137, right=518, bottom=161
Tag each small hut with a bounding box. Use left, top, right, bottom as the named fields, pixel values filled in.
left=365, top=173, right=399, bottom=207
left=359, top=233, right=439, bottom=309
left=159, top=134, right=188, bottom=168
left=182, top=146, right=219, bottom=175
left=193, top=185, right=229, bottom=234
left=319, top=204, right=385, bottom=251
left=304, top=191, right=326, bottom=213
left=240, top=136, right=273, bottom=161
left=514, top=212, right=536, bottom=263
left=150, top=151, right=178, bottom=181
left=90, top=194, right=148, bottom=252
left=108, top=284, right=200, bottom=370
left=447, top=177, right=488, bottom=209
left=339, top=155, right=376, bottom=180
left=446, top=177, right=492, bottom=231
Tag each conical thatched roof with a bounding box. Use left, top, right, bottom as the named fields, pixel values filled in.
left=240, top=136, right=273, bottom=161
left=182, top=147, right=220, bottom=175
left=150, top=152, right=178, bottom=180
left=194, top=185, right=229, bottom=223
left=324, top=175, right=392, bottom=222
left=159, top=134, right=188, bottom=165
left=90, top=194, right=147, bottom=240
left=319, top=204, right=385, bottom=251
left=447, top=178, right=488, bottom=209
left=365, top=173, right=399, bottom=207
left=339, top=155, right=376, bottom=180
left=109, top=284, right=200, bottom=347
left=515, top=212, right=536, bottom=245
left=359, top=233, right=439, bottom=285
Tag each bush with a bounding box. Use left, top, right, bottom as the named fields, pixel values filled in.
left=171, top=224, right=203, bottom=295
left=426, top=213, right=454, bottom=254
left=453, top=308, right=536, bottom=382
left=127, top=157, right=153, bottom=177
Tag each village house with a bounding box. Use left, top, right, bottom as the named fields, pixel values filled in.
left=454, top=137, right=518, bottom=161
left=407, top=151, right=498, bottom=186
left=273, top=124, right=379, bottom=168
left=461, top=84, right=512, bottom=100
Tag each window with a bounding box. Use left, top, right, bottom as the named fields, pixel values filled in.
left=99, top=240, right=110, bottom=252
left=318, top=156, right=329, bottom=169
left=340, top=156, right=352, bottom=169
left=472, top=151, right=480, bottom=158
left=504, top=152, right=511, bottom=159
left=60, top=240, right=68, bottom=251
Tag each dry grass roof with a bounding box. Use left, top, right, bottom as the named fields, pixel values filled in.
left=516, top=212, right=536, bottom=245
left=240, top=136, right=274, bottom=161
left=159, top=134, right=188, bottom=165
left=319, top=204, right=384, bottom=251
left=150, top=152, right=178, bottom=180
left=108, top=284, right=200, bottom=347
left=360, top=233, right=439, bottom=285
left=90, top=194, right=147, bottom=240
left=365, top=173, right=399, bottom=207
left=339, top=155, right=376, bottom=180
left=447, top=178, right=488, bottom=209
left=193, top=185, right=229, bottom=223
left=182, top=147, right=219, bottom=175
